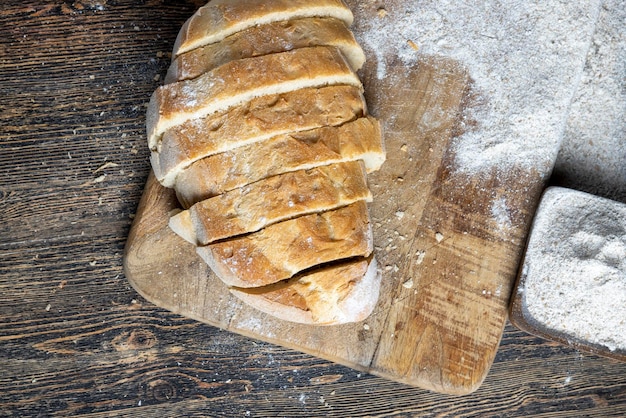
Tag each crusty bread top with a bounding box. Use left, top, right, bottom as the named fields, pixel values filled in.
left=230, top=257, right=380, bottom=325
left=174, top=116, right=385, bottom=207
left=169, top=161, right=371, bottom=245
left=151, top=85, right=366, bottom=187
left=196, top=201, right=373, bottom=288
left=146, top=46, right=361, bottom=149
left=166, top=17, right=365, bottom=83
left=172, top=0, right=354, bottom=56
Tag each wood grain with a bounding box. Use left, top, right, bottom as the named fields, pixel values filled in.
left=1, top=0, right=625, bottom=416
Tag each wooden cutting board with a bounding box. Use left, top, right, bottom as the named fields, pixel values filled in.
left=124, top=54, right=547, bottom=394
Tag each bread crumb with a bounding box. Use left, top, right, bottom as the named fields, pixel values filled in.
left=363, top=323, right=370, bottom=330
left=93, top=174, right=106, bottom=183
left=45, top=304, right=51, bottom=312
left=435, top=232, right=444, bottom=242
left=377, top=7, right=388, bottom=18
left=402, top=278, right=414, bottom=289
left=407, top=39, right=419, bottom=51
left=415, top=250, right=426, bottom=265
left=400, top=144, right=408, bottom=152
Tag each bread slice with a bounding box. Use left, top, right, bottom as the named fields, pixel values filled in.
left=169, top=161, right=371, bottom=245
left=166, top=17, right=365, bottom=83
left=151, top=85, right=366, bottom=187
left=172, top=0, right=354, bottom=56
left=195, top=201, right=373, bottom=288
left=230, top=257, right=380, bottom=325
left=147, top=46, right=361, bottom=150
left=175, top=116, right=384, bottom=207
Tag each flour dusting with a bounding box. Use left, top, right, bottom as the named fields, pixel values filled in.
left=491, top=198, right=512, bottom=232
left=521, top=187, right=626, bottom=352
left=351, top=1, right=602, bottom=175
left=552, top=0, right=626, bottom=203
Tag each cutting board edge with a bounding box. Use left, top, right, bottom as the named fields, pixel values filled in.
left=124, top=240, right=494, bottom=395
left=121, top=175, right=496, bottom=394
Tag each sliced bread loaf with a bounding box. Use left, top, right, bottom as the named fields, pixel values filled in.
left=195, top=201, right=373, bottom=288
left=147, top=46, right=360, bottom=149
left=174, top=116, right=384, bottom=207
left=152, top=85, right=366, bottom=187
left=169, top=161, right=371, bottom=245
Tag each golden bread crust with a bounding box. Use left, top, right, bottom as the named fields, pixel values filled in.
left=171, top=161, right=371, bottom=245
left=196, top=201, right=373, bottom=288
left=173, top=0, right=353, bottom=56
left=147, top=46, right=360, bottom=149
left=152, top=85, right=366, bottom=188
left=166, top=17, right=364, bottom=83
left=174, top=116, right=384, bottom=207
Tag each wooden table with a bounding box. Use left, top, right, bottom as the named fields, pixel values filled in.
left=2, top=1, right=625, bottom=416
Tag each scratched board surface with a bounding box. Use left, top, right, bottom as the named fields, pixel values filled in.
left=125, top=0, right=599, bottom=394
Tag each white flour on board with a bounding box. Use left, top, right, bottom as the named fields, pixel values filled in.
left=350, top=0, right=602, bottom=175
left=521, top=188, right=626, bottom=352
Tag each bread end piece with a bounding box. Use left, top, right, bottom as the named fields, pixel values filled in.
left=230, top=256, right=380, bottom=325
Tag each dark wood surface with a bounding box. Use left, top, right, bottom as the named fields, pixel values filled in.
left=1, top=1, right=625, bottom=416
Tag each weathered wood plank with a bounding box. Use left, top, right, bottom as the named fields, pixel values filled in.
left=1, top=0, right=625, bottom=416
